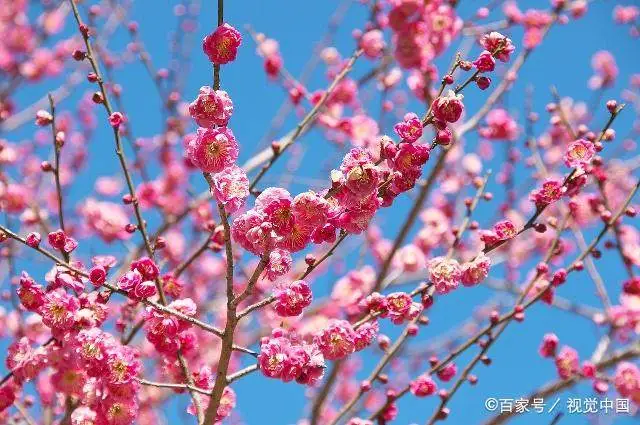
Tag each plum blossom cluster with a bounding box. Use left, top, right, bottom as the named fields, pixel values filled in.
left=530, top=178, right=567, bottom=208
left=232, top=187, right=332, bottom=255
left=332, top=148, right=387, bottom=229
left=117, top=257, right=160, bottom=300
left=234, top=128, right=430, bottom=250
left=315, top=319, right=378, bottom=360
left=185, top=127, right=239, bottom=174
left=378, top=138, right=431, bottom=206
left=361, top=291, right=423, bottom=324
left=479, top=31, right=516, bottom=64
left=257, top=328, right=326, bottom=385
left=273, top=279, right=313, bottom=317
left=389, top=0, right=462, bottom=70
left=426, top=254, right=491, bottom=295
left=258, top=319, right=379, bottom=384
left=480, top=219, right=518, bottom=247
left=431, top=90, right=465, bottom=124
left=185, top=122, right=248, bottom=214
left=538, top=334, right=640, bottom=398
left=186, top=33, right=251, bottom=215
left=1, top=1, right=640, bottom=425
left=189, top=86, right=234, bottom=128
left=143, top=298, right=198, bottom=355
left=564, top=138, right=596, bottom=170
left=202, top=23, right=242, bottom=65
left=7, top=330, right=143, bottom=425
left=47, top=229, right=79, bottom=255
left=9, top=264, right=143, bottom=424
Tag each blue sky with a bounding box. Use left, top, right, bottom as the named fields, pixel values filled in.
left=2, top=1, right=639, bottom=424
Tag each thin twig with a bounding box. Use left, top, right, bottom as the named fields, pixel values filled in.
left=246, top=48, right=363, bottom=191
left=47, top=93, right=70, bottom=264
left=67, top=1, right=201, bottom=418
left=328, top=315, right=421, bottom=425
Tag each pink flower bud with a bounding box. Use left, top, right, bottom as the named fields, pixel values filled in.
left=25, top=232, right=41, bottom=248
left=539, top=333, right=559, bottom=357
left=108, top=112, right=124, bottom=127
left=35, top=110, right=53, bottom=126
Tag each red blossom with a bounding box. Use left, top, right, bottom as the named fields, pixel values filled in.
left=202, top=23, right=242, bottom=65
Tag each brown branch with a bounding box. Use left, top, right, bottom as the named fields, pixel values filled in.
left=216, top=200, right=235, bottom=302
left=226, top=364, right=258, bottom=384
left=68, top=1, right=203, bottom=418
left=237, top=295, right=275, bottom=320
left=202, top=256, right=267, bottom=424
left=0, top=223, right=268, bottom=358
left=67, top=0, right=163, bottom=299
left=328, top=315, right=422, bottom=425
left=457, top=9, right=563, bottom=138
left=446, top=171, right=492, bottom=258
left=213, top=0, right=224, bottom=90
left=47, top=93, right=69, bottom=265
left=372, top=149, right=448, bottom=292
left=173, top=232, right=213, bottom=278
left=368, top=176, right=639, bottom=421
left=246, top=48, right=363, bottom=191
left=425, top=210, right=571, bottom=424
left=137, top=378, right=212, bottom=396
left=14, top=401, right=38, bottom=425
left=309, top=361, right=344, bottom=425
left=369, top=178, right=640, bottom=422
